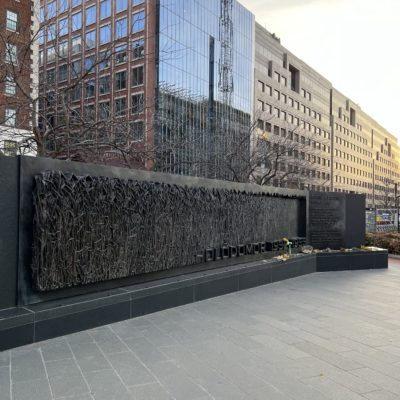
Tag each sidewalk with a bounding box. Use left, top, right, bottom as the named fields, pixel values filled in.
left=1, top=260, right=399, bottom=400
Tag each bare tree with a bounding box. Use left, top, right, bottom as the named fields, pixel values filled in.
left=375, top=177, right=395, bottom=209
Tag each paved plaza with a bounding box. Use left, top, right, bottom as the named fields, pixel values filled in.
left=2, top=259, right=400, bottom=400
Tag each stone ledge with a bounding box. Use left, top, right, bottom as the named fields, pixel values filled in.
left=0, top=250, right=387, bottom=351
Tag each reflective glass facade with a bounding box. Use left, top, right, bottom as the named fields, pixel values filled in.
left=156, top=0, right=254, bottom=179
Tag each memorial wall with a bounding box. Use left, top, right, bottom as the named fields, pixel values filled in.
left=1, top=156, right=366, bottom=308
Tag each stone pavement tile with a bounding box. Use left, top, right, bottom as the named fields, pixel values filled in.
left=12, top=378, right=52, bottom=400
left=249, top=322, right=305, bottom=345
left=290, top=329, right=351, bottom=353
left=41, top=339, right=73, bottom=362
left=11, top=348, right=47, bottom=383
left=217, top=327, right=265, bottom=351
left=341, top=351, right=400, bottom=380
left=70, top=342, right=111, bottom=373
left=363, top=390, right=400, bottom=400
left=323, top=368, right=379, bottom=394
left=0, top=366, right=11, bottom=400
left=293, top=341, right=363, bottom=371
left=128, top=383, right=173, bottom=400
left=45, top=358, right=82, bottom=378
left=49, top=374, right=89, bottom=399
left=54, top=395, right=93, bottom=400
left=158, top=346, right=250, bottom=399
left=146, top=360, right=211, bottom=400
left=0, top=351, right=10, bottom=367
left=303, top=375, right=373, bottom=400
left=105, top=351, right=155, bottom=387
left=66, top=332, right=94, bottom=345
left=253, top=314, right=301, bottom=332
left=377, top=345, right=400, bottom=358
left=84, top=369, right=132, bottom=400
left=331, top=337, right=380, bottom=353
left=251, top=334, right=311, bottom=360
left=350, top=367, right=400, bottom=395
left=109, top=321, right=145, bottom=341
left=273, top=356, right=340, bottom=380
left=122, top=336, right=168, bottom=365
left=246, top=384, right=293, bottom=400
left=88, top=327, right=127, bottom=355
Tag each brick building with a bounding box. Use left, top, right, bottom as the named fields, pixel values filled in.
left=38, top=0, right=156, bottom=166
left=0, top=0, right=39, bottom=156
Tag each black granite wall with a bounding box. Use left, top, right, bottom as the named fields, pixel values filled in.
left=0, top=156, right=19, bottom=308
left=307, top=191, right=366, bottom=249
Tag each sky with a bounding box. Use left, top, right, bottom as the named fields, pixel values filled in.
left=240, top=0, right=400, bottom=139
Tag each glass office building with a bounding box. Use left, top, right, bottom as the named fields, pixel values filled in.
left=156, top=0, right=254, bottom=179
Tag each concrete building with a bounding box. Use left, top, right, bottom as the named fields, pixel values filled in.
left=255, top=23, right=400, bottom=207
left=254, top=23, right=332, bottom=191
left=0, top=0, right=39, bottom=156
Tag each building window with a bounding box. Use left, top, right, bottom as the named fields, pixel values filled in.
left=59, top=17, right=68, bottom=36
left=132, top=93, right=144, bottom=113
left=3, top=140, right=18, bottom=156
left=115, top=17, right=128, bottom=38
left=5, top=43, right=18, bottom=64
left=100, top=0, right=111, bottom=19
left=4, top=108, right=16, bottom=127
left=71, top=60, right=82, bottom=78
left=58, top=64, right=68, bottom=82
left=132, top=11, right=145, bottom=33
left=132, top=39, right=145, bottom=59
left=71, top=35, right=82, bottom=55
left=59, top=0, right=69, bottom=13
left=99, top=50, right=111, bottom=70
left=289, top=64, right=299, bottom=93
left=99, top=101, right=110, bottom=120
left=59, top=40, right=68, bottom=58
left=72, top=12, right=82, bottom=31
left=99, top=75, right=110, bottom=94
left=115, top=44, right=127, bottom=64
left=131, top=66, right=144, bottom=86
left=84, top=104, right=95, bottom=122
left=116, top=0, right=128, bottom=12
left=86, top=5, right=96, bottom=26
left=115, top=97, right=126, bottom=115
left=48, top=1, right=56, bottom=18
left=70, top=84, right=81, bottom=101
left=85, top=30, right=96, bottom=49
left=47, top=69, right=55, bottom=84
left=47, top=46, right=55, bottom=63
left=5, top=75, right=16, bottom=95
left=85, top=55, right=96, bottom=73
left=39, top=6, right=45, bottom=23
left=115, top=71, right=127, bottom=90
left=100, top=24, right=111, bottom=44
left=6, top=10, right=18, bottom=31
left=71, top=0, right=81, bottom=7
left=130, top=120, right=144, bottom=141
left=85, top=80, right=95, bottom=98
left=132, top=0, right=144, bottom=5
left=47, top=23, right=56, bottom=41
